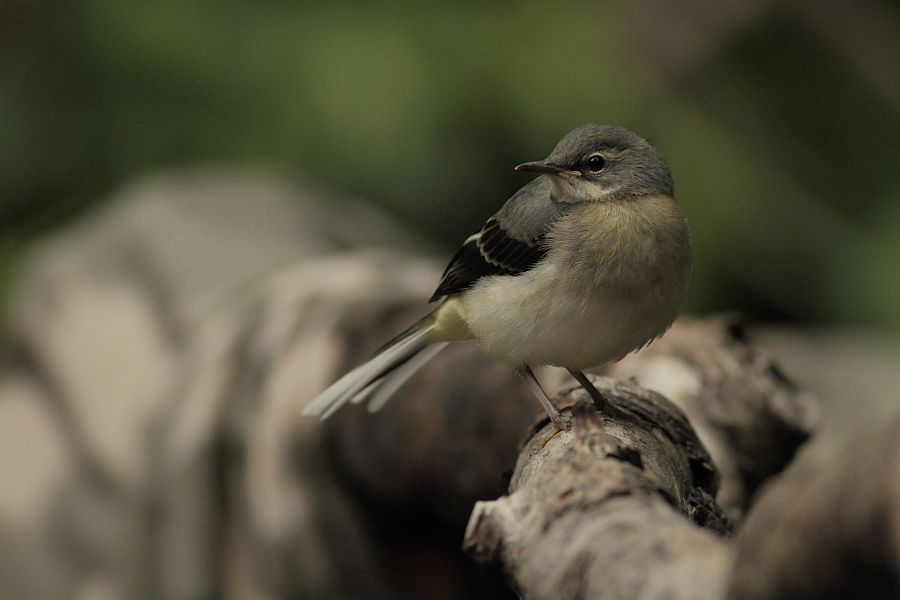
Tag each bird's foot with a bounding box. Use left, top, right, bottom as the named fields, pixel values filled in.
left=519, top=365, right=572, bottom=430
left=546, top=406, right=573, bottom=431
left=567, top=369, right=629, bottom=420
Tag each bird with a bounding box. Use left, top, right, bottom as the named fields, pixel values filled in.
left=302, top=123, right=692, bottom=427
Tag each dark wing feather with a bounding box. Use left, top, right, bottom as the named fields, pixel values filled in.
left=479, top=218, right=547, bottom=273
left=429, top=218, right=548, bottom=301
left=430, top=178, right=567, bottom=302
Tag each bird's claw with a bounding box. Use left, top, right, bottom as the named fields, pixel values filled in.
left=549, top=409, right=573, bottom=431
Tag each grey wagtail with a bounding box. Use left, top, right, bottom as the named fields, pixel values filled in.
left=302, top=124, right=692, bottom=427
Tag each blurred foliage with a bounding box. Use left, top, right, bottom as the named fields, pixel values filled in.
left=1, top=0, right=899, bottom=328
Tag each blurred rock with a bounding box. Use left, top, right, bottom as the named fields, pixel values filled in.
left=0, top=166, right=431, bottom=600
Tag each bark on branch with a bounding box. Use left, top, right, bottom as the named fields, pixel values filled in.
left=462, top=361, right=900, bottom=600
left=604, top=315, right=819, bottom=519
left=464, top=378, right=734, bottom=600
left=728, top=417, right=900, bottom=599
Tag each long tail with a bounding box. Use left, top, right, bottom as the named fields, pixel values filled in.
left=301, top=314, right=447, bottom=420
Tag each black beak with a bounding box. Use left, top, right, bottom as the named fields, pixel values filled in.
left=514, top=160, right=582, bottom=177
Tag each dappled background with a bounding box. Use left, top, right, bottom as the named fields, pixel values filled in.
left=1, top=2, right=900, bottom=599
left=3, top=0, right=900, bottom=327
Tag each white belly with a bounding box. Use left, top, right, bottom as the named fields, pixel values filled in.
left=460, top=261, right=687, bottom=369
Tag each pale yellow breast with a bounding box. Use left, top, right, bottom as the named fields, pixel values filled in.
left=548, top=194, right=692, bottom=294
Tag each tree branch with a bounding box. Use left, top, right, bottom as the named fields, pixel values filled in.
left=464, top=378, right=733, bottom=600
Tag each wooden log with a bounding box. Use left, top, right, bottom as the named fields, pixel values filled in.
left=728, top=417, right=900, bottom=600
left=461, top=357, right=899, bottom=600
left=605, top=315, right=819, bottom=519
left=463, top=377, right=733, bottom=600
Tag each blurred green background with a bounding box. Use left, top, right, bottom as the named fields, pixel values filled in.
left=2, top=0, right=900, bottom=329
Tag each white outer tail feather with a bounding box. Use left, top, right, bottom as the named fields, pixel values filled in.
left=301, top=326, right=445, bottom=420
left=364, top=342, right=447, bottom=413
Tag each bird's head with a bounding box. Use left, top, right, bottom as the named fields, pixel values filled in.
left=515, top=124, right=673, bottom=203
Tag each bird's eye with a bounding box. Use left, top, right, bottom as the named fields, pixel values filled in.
left=587, top=154, right=606, bottom=172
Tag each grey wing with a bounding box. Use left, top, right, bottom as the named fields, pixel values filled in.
left=430, top=178, right=568, bottom=301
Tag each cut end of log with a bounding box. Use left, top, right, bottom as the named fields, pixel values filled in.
left=463, top=500, right=508, bottom=564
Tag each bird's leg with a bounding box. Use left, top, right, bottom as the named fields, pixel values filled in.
left=519, top=365, right=571, bottom=429
left=567, top=369, right=623, bottom=417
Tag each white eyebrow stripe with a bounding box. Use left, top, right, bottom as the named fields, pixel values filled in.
left=602, top=148, right=628, bottom=159
left=463, top=233, right=481, bottom=245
